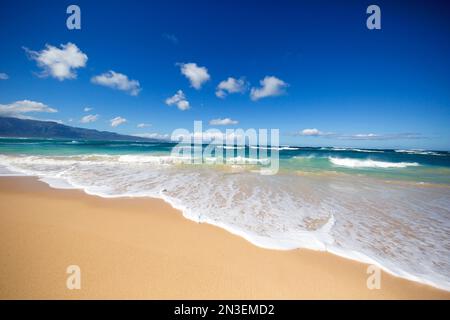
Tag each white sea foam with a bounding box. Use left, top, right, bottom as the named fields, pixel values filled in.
left=329, top=157, right=420, bottom=168
left=325, top=147, right=347, bottom=151
left=321, top=147, right=384, bottom=153
left=279, top=146, right=300, bottom=150
left=0, top=153, right=448, bottom=291
left=395, top=149, right=443, bottom=156
left=350, top=148, right=385, bottom=153
left=0, top=164, right=27, bottom=176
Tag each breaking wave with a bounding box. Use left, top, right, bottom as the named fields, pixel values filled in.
left=329, top=157, right=420, bottom=168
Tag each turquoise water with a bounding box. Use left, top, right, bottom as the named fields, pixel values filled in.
left=1, top=137, right=450, bottom=290
left=0, top=138, right=449, bottom=184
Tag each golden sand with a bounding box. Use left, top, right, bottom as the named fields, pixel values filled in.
left=0, top=177, right=448, bottom=299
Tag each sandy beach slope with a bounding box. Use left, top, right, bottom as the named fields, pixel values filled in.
left=0, top=177, right=448, bottom=299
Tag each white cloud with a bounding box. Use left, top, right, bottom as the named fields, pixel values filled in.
left=133, top=132, right=170, bottom=140
left=340, top=133, right=424, bottom=140
left=298, top=128, right=336, bottom=137
left=250, top=76, right=288, bottom=101
left=0, top=73, right=9, bottom=80
left=177, top=100, right=190, bottom=110
left=300, top=128, right=324, bottom=136
left=0, top=100, right=57, bottom=118
left=83, top=107, right=93, bottom=112
left=110, top=116, right=127, bottom=127
left=209, top=118, right=239, bottom=126
left=171, top=130, right=246, bottom=143
left=24, top=42, right=87, bottom=80
left=296, top=129, right=424, bottom=140
left=165, top=90, right=190, bottom=111
left=350, top=133, right=378, bottom=139
left=37, top=118, right=64, bottom=124
left=137, top=123, right=151, bottom=128
left=91, top=71, right=141, bottom=96
left=80, top=114, right=99, bottom=123
left=178, top=62, right=210, bottom=89
left=216, top=77, right=247, bottom=98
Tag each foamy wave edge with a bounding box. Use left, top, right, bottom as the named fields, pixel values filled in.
left=329, top=157, right=420, bottom=168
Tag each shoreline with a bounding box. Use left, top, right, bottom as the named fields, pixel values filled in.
left=0, top=176, right=449, bottom=299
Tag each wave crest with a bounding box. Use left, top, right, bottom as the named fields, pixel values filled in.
left=329, top=157, right=420, bottom=168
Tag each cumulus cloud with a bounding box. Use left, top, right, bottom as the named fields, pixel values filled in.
left=137, top=123, right=151, bottom=128
left=0, top=73, right=9, bottom=80
left=299, top=128, right=325, bottom=136
left=24, top=42, right=87, bottom=80
left=165, top=90, right=190, bottom=111
left=110, top=116, right=127, bottom=127
left=209, top=118, right=239, bottom=125
left=250, top=76, right=288, bottom=101
left=91, top=71, right=141, bottom=96
left=298, top=128, right=338, bottom=137
left=0, top=100, right=57, bottom=118
left=178, top=62, right=210, bottom=89
left=215, top=77, right=247, bottom=98
left=83, top=107, right=93, bottom=112
left=80, top=114, right=99, bottom=123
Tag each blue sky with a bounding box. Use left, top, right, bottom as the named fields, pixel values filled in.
left=0, top=0, right=449, bottom=149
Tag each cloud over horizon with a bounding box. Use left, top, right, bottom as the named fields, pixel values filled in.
left=339, top=133, right=426, bottom=140
left=299, top=128, right=325, bottom=136
left=209, top=118, right=239, bottom=125
left=132, top=132, right=170, bottom=140
left=297, top=128, right=426, bottom=140
left=171, top=130, right=247, bottom=143
left=0, top=100, right=57, bottom=118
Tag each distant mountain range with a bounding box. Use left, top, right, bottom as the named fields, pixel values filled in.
left=0, top=117, right=162, bottom=141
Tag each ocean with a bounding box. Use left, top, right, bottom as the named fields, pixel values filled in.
left=0, top=137, right=449, bottom=290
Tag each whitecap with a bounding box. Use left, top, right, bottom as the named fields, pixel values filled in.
left=329, top=157, right=420, bottom=168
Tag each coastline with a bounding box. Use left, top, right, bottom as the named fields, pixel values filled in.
left=0, top=176, right=448, bottom=299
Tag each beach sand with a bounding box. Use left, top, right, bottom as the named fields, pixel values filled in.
left=0, top=177, right=448, bottom=299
